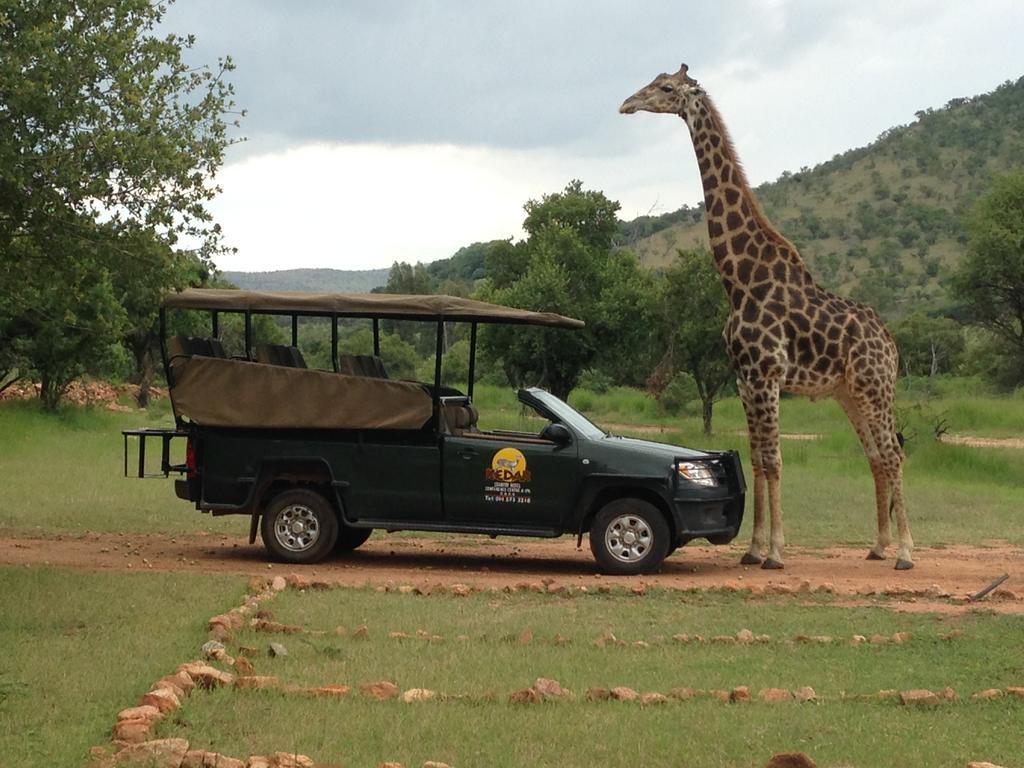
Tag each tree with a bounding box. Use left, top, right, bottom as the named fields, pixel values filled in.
left=656, top=250, right=734, bottom=435
left=952, top=173, right=1024, bottom=386
left=1, top=0, right=239, bottom=407
left=480, top=182, right=652, bottom=400
left=890, top=312, right=965, bottom=377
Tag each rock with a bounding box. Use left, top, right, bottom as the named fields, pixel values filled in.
left=868, top=634, right=889, bottom=644
left=594, top=631, right=618, bottom=648
left=208, top=624, right=232, bottom=643
left=942, top=629, right=964, bottom=640
left=546, top=581, right=566, bottom=594
left=140, top=687, right=181, bottom=714
left=182, top=750, right=247, bottom=768
left=268, top=642, right=288, bottom=658
left=972, top=689, right=1003, bottom=700
left=271, top=576, right=287, bottom=591
left=815, top=582, right=836, bottom=594
left=850, top=635, right=867, bottom=645
left=669, top=687, right=699, bottom=700
left=891, top=631, right=912, bottom=644
left=113, top=719, right=153, bottom=743
left=730, top=686, right=751, bottom=703
left=401, top=688, right=437, bottom=703
left=938, top=687, right=958, bottom=700
left=712, top=635, right=737, bottom=644
left=254, top=620, right=303, bottom=635
left=764, top=753, right=817, bottom=768
left=266, top=753, right=314, bottom=768
left=736, top=628, right=755, bottom=643
left=112, top=739, right=190, bottom=766
left=237, top=645, right=259, bottom=657
left=423, top=763, right=451, bottom=768
left=509, top=687, right=542, bottom=703
left=631, top=584, right=647, bottom=596
left=353, top=624, right=370, bottom=639
left=202, top=640, right=226, bottom=658
left=388, top=631, right=411, bottom=639
left=117, top=705, right=163, bottom=723
left=966, top=763, right=1009, bottom=768
left=710, top=689, right=731, bottom=702
left=450, top=583, right=471, bottom=597
left=633, top=640, right=649, bottom=649
left=671, top=633, right=690, bottom=643
left=586, top=687, right=611, bottom=701
left=287, top=574, right=311, bottom=590
left=876, top=689, right=899, bottom=700
left=378, top=764, right=404, bottom=768
left=554, top=633, right=571, bottom=646
left=640, top=692, right=668, bottom=705
left=755, top=634, right=772, bottom=643
left=794, top=686, right=817, bottom=703
left=610, top=686, right=639, bottom=701
left=361, top=680, right=400, bottom=700
left=234, top=675, right=280, bottom=690
left=900, top=689, right=940, bottom=706
left=208, top=612, right=245, bottom=631
left=306, top=684, right=351, bottom=697
left=759, top=688, right=793, bottom=703
left=178, top=663, right=234, bottom=689
left=1005, top=687, right=1024, bottom=697
left=519, top=628, right=534, bottom=645
left=233, top=657, right=256, bottom=676
left=533, top=678, right=571, bottom=700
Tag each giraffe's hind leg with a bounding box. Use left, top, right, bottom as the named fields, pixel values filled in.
left=834, top=385, right=892, bottom=561
left=737, top=379, right=772, bottom=566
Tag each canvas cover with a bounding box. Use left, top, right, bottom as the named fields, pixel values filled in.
left=170, top=356, right=433, bottom=430
left=162, top=288, right=585, bottom=329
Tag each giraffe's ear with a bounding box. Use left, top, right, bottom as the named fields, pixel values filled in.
left=679, top=63, right=689, bottom=76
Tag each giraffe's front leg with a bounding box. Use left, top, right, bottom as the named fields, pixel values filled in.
left=740, top=468, right=767, bottom=565
left=753, top=382, right=784, bottom=570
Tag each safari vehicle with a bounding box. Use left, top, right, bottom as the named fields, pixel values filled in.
left=124, top=288, right=745, bottom=575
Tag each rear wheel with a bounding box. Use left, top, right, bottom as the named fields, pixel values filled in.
left=335, top=524, right=372, bottom=553
left=589, top=498, right=670, bottom=575
left=261, top=488, right=338, bottom=564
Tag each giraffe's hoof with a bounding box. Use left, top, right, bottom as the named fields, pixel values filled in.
left=761, top=558, right=785, bottom=570
left=740, top=553, right=763, bottom=566
left=895, top=559, right=915, bottom=571
left=866, top=550, right=886, bottom=561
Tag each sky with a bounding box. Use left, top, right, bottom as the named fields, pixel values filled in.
left=162, top=0, right=1024, bottom=273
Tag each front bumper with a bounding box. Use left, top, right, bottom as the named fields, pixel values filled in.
left=671, top=450, right=746, bottom=544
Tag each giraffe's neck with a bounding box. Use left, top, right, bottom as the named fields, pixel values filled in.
left=682, top=95, right=813, bottom=300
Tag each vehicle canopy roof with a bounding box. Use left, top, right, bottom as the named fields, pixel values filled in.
left=162, top=288, right=585, bottom=329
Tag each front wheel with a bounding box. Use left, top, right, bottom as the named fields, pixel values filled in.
left=261, top=488, right=339, bottom=564
left=589, top=498, right=671, bottom=575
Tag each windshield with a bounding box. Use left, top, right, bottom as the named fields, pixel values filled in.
left=523, top=389, right=606, bottom=440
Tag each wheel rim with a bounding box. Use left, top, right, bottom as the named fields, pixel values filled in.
left=605, top=514, right=653, bottom=563
left=273, top=503, right=321, bottom=552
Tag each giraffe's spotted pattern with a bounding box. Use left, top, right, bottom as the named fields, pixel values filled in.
left=620, top=64, right=914, bottom=570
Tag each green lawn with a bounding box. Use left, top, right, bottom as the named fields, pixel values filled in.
left=158, top=587, right=1024, bottom=768
left=0, top=566, right=244, bottom=768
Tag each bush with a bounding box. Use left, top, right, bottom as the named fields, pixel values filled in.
left=577, top=369, right=613, bottom=394
left=658, top=372, right=700, bottom=416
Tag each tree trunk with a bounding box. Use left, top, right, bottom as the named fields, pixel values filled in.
left=701, top=396, right=714, bottom=436
left=135, top=350, right=155, bottom=408
left=39, top=373, right=66, bottom=411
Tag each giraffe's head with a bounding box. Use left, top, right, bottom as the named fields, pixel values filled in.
left=619, top=63, right=702, bottom=117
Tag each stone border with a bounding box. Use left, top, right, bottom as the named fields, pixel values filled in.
left=90, top=575, right=1023, bottom=768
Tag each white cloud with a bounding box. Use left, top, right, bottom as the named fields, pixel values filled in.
left=210, top=137, right=697, bottom=272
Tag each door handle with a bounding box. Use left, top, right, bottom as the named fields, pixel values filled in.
left=458, top=449, right=477, bottom=460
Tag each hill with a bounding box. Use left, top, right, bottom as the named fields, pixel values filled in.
left=222, top=267, right=389, bottom=293
left=619, top=76, right=1024, bottom=317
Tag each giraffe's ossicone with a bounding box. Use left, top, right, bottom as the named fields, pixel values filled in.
left=621, top=64, right=914, bottom=570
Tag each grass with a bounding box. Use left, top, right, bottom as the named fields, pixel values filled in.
left=0, top=565, right=244, bottom=768
left=2, top=383, right=1024, bottom=545
left=154, top=587, right=1024, bottom=768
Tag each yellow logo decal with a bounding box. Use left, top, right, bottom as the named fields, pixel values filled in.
left=485, top=447, right=532, bottom=483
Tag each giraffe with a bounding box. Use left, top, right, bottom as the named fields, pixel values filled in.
left=620, top=64, right=914, bottom=570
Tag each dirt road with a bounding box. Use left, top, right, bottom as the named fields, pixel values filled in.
left=2, top=530, right=1020, bottom=610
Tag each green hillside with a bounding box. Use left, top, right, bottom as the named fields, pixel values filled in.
left=223, top=267, right=389, bottom=293
left=622, top=76, right=1024, bottom=317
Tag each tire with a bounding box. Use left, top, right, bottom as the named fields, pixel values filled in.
left=335, top=524, right=372, bottom=553
left=589, top=498, right=671, bottom=575
left=261, top=488, right=339, bottom=564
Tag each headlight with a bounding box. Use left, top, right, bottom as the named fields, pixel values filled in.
left=675, top=461, right=719, bottom=488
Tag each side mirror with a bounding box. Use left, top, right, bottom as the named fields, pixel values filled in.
left=541, top=423, right=572, bottom=445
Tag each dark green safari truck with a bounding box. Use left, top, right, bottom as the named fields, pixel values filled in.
left=124, top=288, right=745, bottom=575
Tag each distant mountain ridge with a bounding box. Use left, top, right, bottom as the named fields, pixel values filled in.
left=223, top=267, right=389, bottom=294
